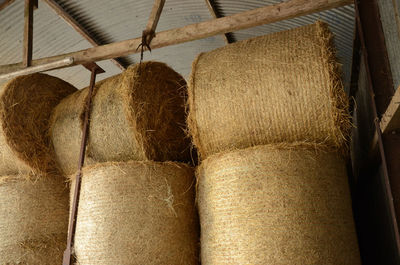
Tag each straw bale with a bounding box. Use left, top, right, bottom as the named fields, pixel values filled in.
left=188, top=21, right=351, bottom=159
left=0, top=73, right=77, bottom=176
left=51, top=62, right=190, bottom=175
left=197, top=144, right=361, bottom=264
left=0, top=174, right=69, bottom=264
left=70, top=161, right=199, bottom=265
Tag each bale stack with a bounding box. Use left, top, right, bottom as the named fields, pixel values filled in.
left=188, top=22, right=361, bottom=264
left=70, top=161, right=198, bottom=265
left=197, top=145, right=360, bottom=264
left=0, top=175, right=69, bottom=264
left=50, top=62, right=199, bottom=264
left=0, top=73, right=76, bottom=264
left=50, top=61, right=191, bottom=175
left=0, top=73, right=77, bottom=176
left=188, top=21, right=350, bottom=159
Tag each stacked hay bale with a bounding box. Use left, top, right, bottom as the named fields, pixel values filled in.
left=188, top=21, right=361, bottom=264
left=70, top=162, right=198, bottom=265
left=0, top=73, right=76, bottom=264
left=50, top=62, right=199, bottom=264
left=51, top=62, right=191, bottom=175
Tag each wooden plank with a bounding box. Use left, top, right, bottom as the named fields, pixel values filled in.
left=141, top=0, right=165, bottom=48
left=82, top=62, right=105, bottom=73
left=0, top=0, right=353, bottom=75
left=0, top=58, right=74, bottom=80
left=22, top=0, right=34, bottom=67
left=381, top=86, right=400, bottom=133
left=377, top=0, right=400, bottom=91
left=0, top=0, right=15, bottom=12
left=354, top=0, right=400, bottom=260
left=352, top=53, right=400, bottom=265
left=354, top=164, right=400, bottom=265
left=351, top=55, right=376, bottom=180
left=204, top=0, right=234, bottom=44
left=145, top=0, right=165, bottom=35
left=41, top=0, right=125, bottom=70
left=377, top=0, right=400, bottom=132
left=358, top=0, right=394, bottom=115
left=383, top=132, right=400, bottom=232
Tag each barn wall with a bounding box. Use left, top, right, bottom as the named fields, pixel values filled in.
left=377, top=0, right=400, bottom=91
left=351, top=53, right=400, bottom=265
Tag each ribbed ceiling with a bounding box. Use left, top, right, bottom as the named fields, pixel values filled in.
left=0, top=0, right=119, bottom=88
left=0, top=0, right=355, bottom=90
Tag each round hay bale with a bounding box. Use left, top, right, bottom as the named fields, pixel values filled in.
left=51, top=62, right=190, bottom=175
left=0, top=174, right=69, bottom=264
left=197, top=144, right=360, bottom=265
left=71, top=161, right=199, bottom=265
left=0, top=73, right=77, bottom=175
left=188, top=21, right=351, bottom=159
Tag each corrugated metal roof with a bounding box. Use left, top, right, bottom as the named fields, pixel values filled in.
left=0, top=0, right=355, bottom=90
left=0, top=0, right=120, bottom=88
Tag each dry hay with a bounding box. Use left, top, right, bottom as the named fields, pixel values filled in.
left=70, top=161, right=199, bottom=265
left=188, top=21, right=351, bottom=159
left=51, top=61, right=190, bottom=175
left=0, top=174, right=69, bottom=264
left=0, top=73, right=77, bottom=176
left=197, top=144, right=360, bottom=265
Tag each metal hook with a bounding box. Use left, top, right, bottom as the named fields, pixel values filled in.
left=136, top=29, right=154, bottom=67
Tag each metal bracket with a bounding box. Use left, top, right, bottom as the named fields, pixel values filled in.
left=136, top=30, right=154, bottom=63
left=136, top=0, right=165, bottom=64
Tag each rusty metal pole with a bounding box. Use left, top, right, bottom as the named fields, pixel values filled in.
left=62, top=65, right=102, bottom=265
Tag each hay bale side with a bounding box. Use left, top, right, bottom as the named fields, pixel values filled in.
left=188, top=21, right=351, bottom=159
left=71, top=161, right=199, bottom=265
left=51, top=62, right=190, bottom=175
left=0, top=175, right=69, bottom=264
left=197, top=144, right=360, bottom=264
left=0, top=73, right=77, bottom=175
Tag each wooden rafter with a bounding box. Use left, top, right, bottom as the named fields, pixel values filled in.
left=22, top=0, right=36, bottom=67
left=204, top=0, right=234, bottom=44
left=0, top=58, right=74, bottom=80
left=0, top=0, right=353, bottom=77
left=146, top=0, right=165, bottom=35
left=41, top=0, right=125, bottom=70
left=381, top=87, right=400, bottom=133
left=137, top=0, right=165, bottom=60
left=0, top=0, right=15, bottom=12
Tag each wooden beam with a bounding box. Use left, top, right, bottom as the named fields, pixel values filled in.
left=41, top=0, right=125, bottom=70
left=23, top=0, right=34, bottom=67
left=0, top=0, right=352, bottom=75
left=0, top=58, right=74, bottom=80
left=358, top=0, right=394, bottom=115
left=0, top=0, right=15, bottom=12
left=82, top=62, right=105, bottom=74
left=381, top=87, right=400, bottom=133
left=204, top=0, right=234, bottom=44
left=354, top=0, right=400, bottom=259
left=145, top=0, right=165, bottom=36
left=383, top=132, right=400, bottom=232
